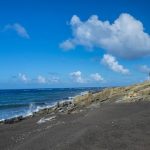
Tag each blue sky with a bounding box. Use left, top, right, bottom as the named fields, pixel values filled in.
left=0, top=0, right=150, bottom=89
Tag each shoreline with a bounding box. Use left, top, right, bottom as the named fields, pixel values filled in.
left=0, top=89, right=98, bottom=124
left=1, top=81, right=150, bottom=124
left=0, top=100, right=72, bottom=124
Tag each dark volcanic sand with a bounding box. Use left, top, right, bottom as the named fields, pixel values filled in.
left=1, top=102, right=150, bottom=150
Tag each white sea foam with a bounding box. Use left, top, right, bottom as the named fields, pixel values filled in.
left=23, top=102, right=56, bottom=118
left=37, top=116, right=56, bottom=124
left=67, top=91, right=89, bottom=101
left=0, top=89, right=90, bottom=121
left=80, top=91, right=89, bottom=96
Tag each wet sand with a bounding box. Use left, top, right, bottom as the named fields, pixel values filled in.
left=1, top=101, right=150, bottom=150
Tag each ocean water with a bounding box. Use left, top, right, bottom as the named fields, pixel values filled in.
left=0, top=87, right=101, bottom=121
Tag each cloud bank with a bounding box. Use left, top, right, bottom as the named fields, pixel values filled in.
left=16, top=73, right=60, bottom=84
left=101, top=54, right=129, bottom=74
left=70, top=71, right=104, bottom=83
left=60, top=13, right=150, bottom=59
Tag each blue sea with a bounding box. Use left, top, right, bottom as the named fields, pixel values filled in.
left=0, top=87, right=101, bottom=121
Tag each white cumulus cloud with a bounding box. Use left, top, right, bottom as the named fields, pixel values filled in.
left=4, top=23, right=30, bottom=39
left=60, top=13, right=150, bottom=59
left=60, top=40, right=75, bottom=50
left=101, top=54, right=129, bottom=74
left=37, top=75, right=47, bottom=84
left=18, top=73, right=29, bottom=82
left=90, top=73, right=103, bottom=81
left=70, top=71, right=85, bottom=83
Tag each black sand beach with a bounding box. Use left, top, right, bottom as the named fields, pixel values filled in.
left=1, top=102, right=150, bottom=150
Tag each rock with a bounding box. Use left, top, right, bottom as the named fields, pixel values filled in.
left=4, top=116, right=24, bottom=124
left=56, top=102, right=60, bottom=108
left=60, top=101, right=72, bottom=107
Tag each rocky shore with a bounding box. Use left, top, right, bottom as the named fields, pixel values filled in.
left=1, top=81, right=150, bottom=125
